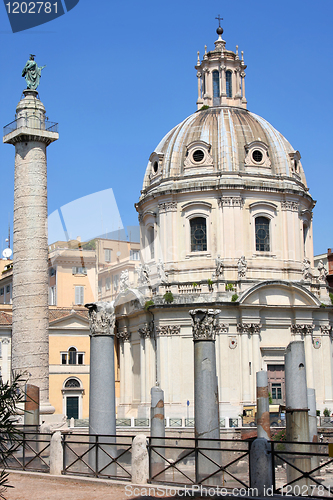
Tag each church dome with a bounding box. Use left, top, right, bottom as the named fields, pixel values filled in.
left=142, top=106, right=307, bottom=192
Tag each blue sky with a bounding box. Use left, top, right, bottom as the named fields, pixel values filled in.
left=0, top=0, right=332, bottom=256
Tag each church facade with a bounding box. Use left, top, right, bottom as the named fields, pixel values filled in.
left=114, top=27, right=333, bottom=423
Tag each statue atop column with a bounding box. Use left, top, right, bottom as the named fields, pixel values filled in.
left=22, top=54, right=45, bottom=90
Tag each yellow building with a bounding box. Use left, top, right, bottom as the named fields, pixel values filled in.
left=97, top=238, right=140, bottom=301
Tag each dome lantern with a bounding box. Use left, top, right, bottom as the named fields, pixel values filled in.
left=196, top=25, right=247, bottom=110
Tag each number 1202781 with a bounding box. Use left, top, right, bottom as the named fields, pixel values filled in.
left=5, top=2, right=58, bottom=14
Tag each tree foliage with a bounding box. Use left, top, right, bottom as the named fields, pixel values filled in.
left=0, top=373, right=25, bottom=499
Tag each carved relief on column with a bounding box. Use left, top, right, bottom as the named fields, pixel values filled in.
left=138, top=322, right=154, bottom=339
left=189, top=309, right=220, bottom=341
left=155, top=325, right=180, bottom=336
left=85, top=302, right=115, bottom=336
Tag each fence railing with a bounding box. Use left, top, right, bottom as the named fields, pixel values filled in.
left=62, top=433, right=134, bottom=480
left=0, top=430, right=51, bottom=472
left=1, top=430, right=332, bottom=498
left=271, top=440, right=332, bottom=498
left=3, top=116, right=58, bottom=136
left=147, top=436, right=250, bottom=488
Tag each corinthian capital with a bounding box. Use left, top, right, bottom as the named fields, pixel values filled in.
left=189, top=309, right=220, bottom=341
left=85, top=301, right=115, bottom=336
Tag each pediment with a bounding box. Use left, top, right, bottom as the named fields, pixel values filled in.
left=239, top=281, right=321, bottom=307
left=49, top=314, right=89, bottom=329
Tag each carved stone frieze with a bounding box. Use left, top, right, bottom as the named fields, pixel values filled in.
left=138, top=322, right=154, bottom=339
left=189, top=309, right=220, bottom=341
left=85, top=301, right=115, bottom=337
left=281, top=201, right=299, bottom=212
left=219, top=196, right=244, bottom=208
left=155, top=325, right=180, bottom=336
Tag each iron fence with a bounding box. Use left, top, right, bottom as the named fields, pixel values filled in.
left=147, top=436, right=250, bottom=489
left=271, top=440, right=333, bottom=498
left=3, top=117, right=58, bottom=136
left=0, top=430, right=51, bottom=472
left=62, top=433, right=133, bottom=480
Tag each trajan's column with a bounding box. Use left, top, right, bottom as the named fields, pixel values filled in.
left=3, top=55, right=58, bottom=417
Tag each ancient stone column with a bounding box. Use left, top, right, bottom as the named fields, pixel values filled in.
left=285, top=341, right=310, bottom=488
left=3, top=89, right=58, bottom=418
left=256, top=371, right=270, bottom=440
left=190, top=308, right=221, bottom=484
left=150, top=386, right=165, bottom=480
left=250, top=371, right=273, bottom=495
left=86, top=301, right=116, bottom=475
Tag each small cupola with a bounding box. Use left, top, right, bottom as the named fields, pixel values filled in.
left=195, top=19, right=247, bottom=110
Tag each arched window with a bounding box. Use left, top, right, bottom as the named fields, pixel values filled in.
left=212, top=70, right=220, bottom=106
left=147, top=226, right=155, bottom=259
left=68, top=347, right=77, bottom=365
left=65, top=378, right=80, bottom=388
left=255, top=217, right=270, bottom=252
left=303, top=223, right=309, bottom=255
left=61, top=347, right=84, bottom=365
left=226, top=71, right=232, bottom=98
left=190, top=217, right=207, bottom=252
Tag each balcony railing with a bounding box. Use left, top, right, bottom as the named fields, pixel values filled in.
left=3, top=116, right=58, bottom=136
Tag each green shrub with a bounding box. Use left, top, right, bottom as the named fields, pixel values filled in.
left=163, top=292, right=174, bottom=304
left=225, top=283, right=234, bottom=291
left=207, top=279, right=213, bottom=287
left=330, top=292, right=333, bottom=305
left=200, top=105, right=209, bottom=110
left=323, top=408, right=330, bottom=417
left=231, top=294, right=238, bottom=302
left=144, top=300, right=154, bottom=310
left=192, top=283, right=198, bottom=288
left=316, top=410, right=320, bottom=416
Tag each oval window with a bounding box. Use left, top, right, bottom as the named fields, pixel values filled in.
left=193, top=150, right=205, bottom=163
left=252, top=150, right=263, bottom=163
left=153, top=161, right=158, bottom=173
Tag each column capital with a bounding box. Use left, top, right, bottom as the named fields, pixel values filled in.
left=138, top=322, right=154, bottom=339
left=189, top=309, right=220, bottom=341
left=116, top=328, right=131, bottom=342
left=85, top=301, right=115, bottom=337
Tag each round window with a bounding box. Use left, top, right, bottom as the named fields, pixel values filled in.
left=192, top=149, right=205, bottom=163
left=252, top=150, right=263, bottom=163
left=153, top=161, right=158, bottom=173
